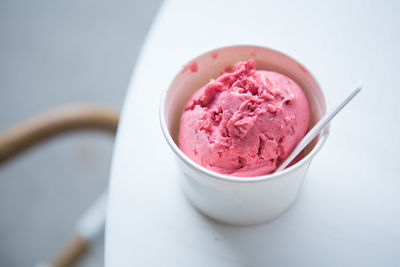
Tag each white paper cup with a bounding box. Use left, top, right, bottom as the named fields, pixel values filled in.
left=160, top=45, right=328, bottom=225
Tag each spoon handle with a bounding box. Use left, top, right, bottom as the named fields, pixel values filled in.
left=275, top=83, right=362, bottom=172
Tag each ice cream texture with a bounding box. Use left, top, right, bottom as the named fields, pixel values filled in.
left=178, top=60, right=310, bottom=177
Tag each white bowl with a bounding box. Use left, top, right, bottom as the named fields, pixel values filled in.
left=160, top=45, right=329, bottom=225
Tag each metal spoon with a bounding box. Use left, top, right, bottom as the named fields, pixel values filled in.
left=275, top=82, right=362, bottom=172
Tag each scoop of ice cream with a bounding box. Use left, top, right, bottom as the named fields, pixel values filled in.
left=178, top=60, right=309, bottom=177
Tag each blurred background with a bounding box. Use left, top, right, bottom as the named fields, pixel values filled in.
left=0, top=0, right=162, bottom=266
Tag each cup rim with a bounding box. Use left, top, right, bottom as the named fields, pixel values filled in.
left=159, top=45, right=329, bottom=183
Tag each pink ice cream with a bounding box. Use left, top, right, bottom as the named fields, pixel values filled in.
left=178, top=60, right=309, bottom=177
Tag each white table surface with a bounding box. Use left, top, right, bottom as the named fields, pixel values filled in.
left=105, top=0, right=400, bottom=266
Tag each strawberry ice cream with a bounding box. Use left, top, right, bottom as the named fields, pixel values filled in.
left=178, top=60, right=309, bottom=177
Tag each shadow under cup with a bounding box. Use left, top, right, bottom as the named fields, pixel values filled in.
left=160, top=45, right=328, bottom=225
